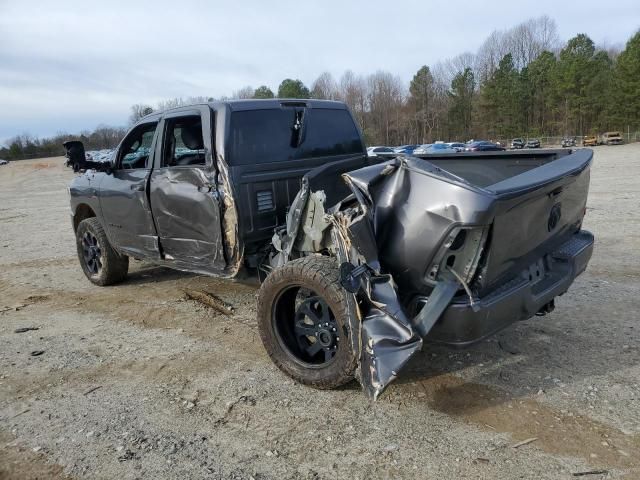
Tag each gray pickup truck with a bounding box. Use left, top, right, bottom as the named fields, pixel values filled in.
left=66, top=99, right=594, bottom=398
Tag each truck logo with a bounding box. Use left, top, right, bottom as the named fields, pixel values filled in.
left=548, top=203, right=562, bottom=231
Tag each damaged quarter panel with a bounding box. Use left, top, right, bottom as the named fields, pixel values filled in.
left=344, top=156, right=498, bottom=298
left=281, top=149, right=593, bottom=397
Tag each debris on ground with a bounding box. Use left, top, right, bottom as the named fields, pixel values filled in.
left=14, top=326, right=40, bottom=333
left=511, top=437, right=538, bottom=449
left=572, top=470, right=609, bottom=477
left=83, top=385, right=103, bottom=396
left=1, top=304, right=26, bottom=313
left=183, top=289, right=234, bottom=316
left=30, top=350, right=45, bottom=356
left=11, top=408, right=30, bottom=419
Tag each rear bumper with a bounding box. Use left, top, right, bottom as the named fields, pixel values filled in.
left=425, top=230, right=594, bottom=347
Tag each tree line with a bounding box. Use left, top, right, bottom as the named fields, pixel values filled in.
left=0, top=126, right=128, bottom=161
left=2, top=16, right=639, bottom=160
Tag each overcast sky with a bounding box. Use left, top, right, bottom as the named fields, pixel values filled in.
left=0, top=0, right=638, bottom=144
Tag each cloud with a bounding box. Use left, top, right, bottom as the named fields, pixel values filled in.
left=0, top=0, right=638, bottom=142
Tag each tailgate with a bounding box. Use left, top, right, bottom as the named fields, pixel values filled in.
left=479, top=149, right=592, bottom=291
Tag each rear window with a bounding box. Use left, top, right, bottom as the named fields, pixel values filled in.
left=228, top=108, right=363, bottom=165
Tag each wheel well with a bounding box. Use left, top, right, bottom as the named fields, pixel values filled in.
left=74, top=204, right=96, bottom=231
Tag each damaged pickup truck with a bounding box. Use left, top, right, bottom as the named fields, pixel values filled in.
left=66, top=99, right=594, bottom=398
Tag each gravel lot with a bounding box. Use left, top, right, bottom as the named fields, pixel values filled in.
left=1, top=146, right=639, bottom=479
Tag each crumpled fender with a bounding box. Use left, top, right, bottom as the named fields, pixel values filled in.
left=271, top=157, right=463, bottom=399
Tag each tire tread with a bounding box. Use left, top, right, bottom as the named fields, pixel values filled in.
left=257, top=256, right=357, bottom=389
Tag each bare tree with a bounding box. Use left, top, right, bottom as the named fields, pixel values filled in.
left=156, top=96, right=211, bottom=112
left=436, top=52, right=477, bottom=87
left=367, top=71, right=405, bottom=145
left=311, top=72, right=339, bottom=99
left=507, top=15, right=560, bottom=69
left=232, top=86, right=254, bottom=99
left=129, top=104, right=153, bottom=124
left=475, top=15, right=560, bottom=81
left=476, top=30, right=510, bottom=83
left=338, top=70, right=368, bottom=135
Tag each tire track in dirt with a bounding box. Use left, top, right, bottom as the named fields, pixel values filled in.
left=3, top=271, right=640, bottom=475
left=407, top=374, right=640, bottom=472
left=0, top=267, right=259, bottom=339
left=0, top=257, right=77, bottom=269
left=0, top=431, right=70, bottom=480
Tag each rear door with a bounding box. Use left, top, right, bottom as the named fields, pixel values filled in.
left=99, top=121, right=161, bottom=259
left=148, top=107, right=226, bottom=272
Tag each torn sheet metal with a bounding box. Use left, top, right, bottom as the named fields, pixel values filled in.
left=273, top=157, right=476, bottom=398
left=269, top=179, right=310, bottom=268
left=342, top=157, right=495, bottom=296
left=358, top=274, right=423, bottom=399
left=213, top=152, right=243, bottom=275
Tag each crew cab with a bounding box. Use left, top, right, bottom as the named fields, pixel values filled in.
left=66, top=100, right=594, bottom=398
left=67, top=100, right=365, bottom=279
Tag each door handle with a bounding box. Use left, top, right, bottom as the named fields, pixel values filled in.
left=130, top=184, right=145, bottom=192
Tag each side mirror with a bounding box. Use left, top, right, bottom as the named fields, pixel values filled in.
left=63, top=140, right=112, bottom=174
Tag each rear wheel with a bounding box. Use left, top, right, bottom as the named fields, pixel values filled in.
left=257, top=256, right=358, bottom=389
left=76, top=217, right=128, bottom=286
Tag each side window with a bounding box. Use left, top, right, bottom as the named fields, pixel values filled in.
left=162, top=115, right=205, bottom=167
left=296, top=109, right=363, bottom=159
left=228, top=109, right=297, bottom=165
left=119, top=122, right=158, bottom=169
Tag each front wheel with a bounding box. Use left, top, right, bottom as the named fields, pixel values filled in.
left=257, top=256, right=358, bottom=389
left=76, top=217, right=128, bottom=286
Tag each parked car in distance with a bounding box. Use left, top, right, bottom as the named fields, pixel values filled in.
left=367, top=146, right=394, bottom=157
left=511, top=138, right=525, bottom=149
left=393, top=144, right=419, bottom=155
left=583, top=135, right=598, bottom=147
left=446, top=142, right=466, bottom=152
left=526, top=138, right=541, bottom=148
left=465, top=141, right=506, bottom=152
left=411, top=144, right=430, bottom=154
left=0, top=159, right=8, bottom=166
left=561, top=137, right=576, bottom=148
left=413, top=143, right=457, bottom=154
left=600, top=131, right=623, bottom=145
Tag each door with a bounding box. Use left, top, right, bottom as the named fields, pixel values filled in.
left=149, top=108, right=226, bottom=272
left=99, top=121, right=161, bottom=259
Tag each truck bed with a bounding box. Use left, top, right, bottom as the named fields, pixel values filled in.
left=327, top=148, right=593, bottom=298
left=419, top=149, right=593, bottom=293
left=411, top=148, right=573, bottom=189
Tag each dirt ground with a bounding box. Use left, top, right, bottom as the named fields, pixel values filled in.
left=1, top=146, right=639, bottom=480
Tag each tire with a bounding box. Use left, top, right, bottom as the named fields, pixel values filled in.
left=76, top=217, right=129, bottom=286
left=257, top=256, right=358, bottom=389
